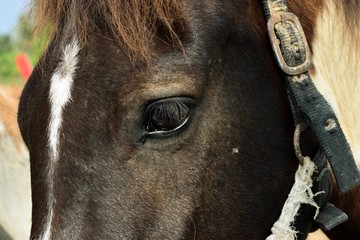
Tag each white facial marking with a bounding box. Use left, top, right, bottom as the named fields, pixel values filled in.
left=311, top=0, right=360, bottom=169
left=41, top=38, right=80, bottom=240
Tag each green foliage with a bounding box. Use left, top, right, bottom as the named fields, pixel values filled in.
left=0, top=12, right=48, bottom=85
left=0, top=35, right=13, bottom=53
left=0, top=36, right=23, bottom=85
left=15, top=14, right=48, bottom=65
left=0, top=48, right=23, bottom=85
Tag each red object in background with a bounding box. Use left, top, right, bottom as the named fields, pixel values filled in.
left=15, top=53, right=33, bottom=81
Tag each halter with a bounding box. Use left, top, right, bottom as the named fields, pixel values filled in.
left=261, top=0, right=360, bottom=238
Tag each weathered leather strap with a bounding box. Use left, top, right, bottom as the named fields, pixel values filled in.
left=286, top=73, right=360, bottom=192
left=261, top=0, right=360, bottom=193
left=261, top=0, right=360, bottom=233
left=314, top=203, right=349, bottom=231
left=262, top=0, right=288, bottom=19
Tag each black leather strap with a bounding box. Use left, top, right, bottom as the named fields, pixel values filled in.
left=286, top=73, right=360, bottom=192
left=261, top=0, right=360, bottom=193
left=261, top=0, right=360, bottom=232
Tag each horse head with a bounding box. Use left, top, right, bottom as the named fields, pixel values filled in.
left=18, top=0, right=360, bottom=239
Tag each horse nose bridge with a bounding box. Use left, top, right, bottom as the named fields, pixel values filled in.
left=31, top=38, right=82, bottom=240
left=45, top=155, right=201, bottom=239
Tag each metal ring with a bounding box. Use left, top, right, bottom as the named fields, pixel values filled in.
left=293, top=124, right=307, bottom=165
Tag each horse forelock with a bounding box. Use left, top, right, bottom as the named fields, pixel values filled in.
left=32, top=0, right=187, bottom=62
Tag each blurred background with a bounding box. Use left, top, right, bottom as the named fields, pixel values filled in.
left=0, top=0, right=45, bottom=86
left=1, top=1, right=35, bottom=239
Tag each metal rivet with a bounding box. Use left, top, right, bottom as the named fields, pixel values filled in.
left=325, top=118, right=337, bottom=132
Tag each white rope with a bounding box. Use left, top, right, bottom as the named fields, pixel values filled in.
left=266, top=157, right=322, bottom=240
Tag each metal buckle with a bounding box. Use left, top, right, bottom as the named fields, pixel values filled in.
left=267, top=12, right=312, bottom=75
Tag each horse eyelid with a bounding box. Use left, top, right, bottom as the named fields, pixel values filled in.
left=141, top=98, right=193, bottom=140
left=144, top=115, right=190, bottom=138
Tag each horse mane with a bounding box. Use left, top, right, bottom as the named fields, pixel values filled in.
left=337, top=0, right=360, bottom=30
left=311, top=0, right=360, bottom=168
left=31, top=0, right=186, bottom=62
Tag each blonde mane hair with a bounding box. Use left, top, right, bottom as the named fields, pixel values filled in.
left=311, top=0, right=360, bottom=168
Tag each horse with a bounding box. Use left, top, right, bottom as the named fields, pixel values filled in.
left=0, top=85, right=31, bottom=240
left=17, top=0, right=360, bottom=239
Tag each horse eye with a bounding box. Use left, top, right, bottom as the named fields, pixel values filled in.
left=144, top=99, right=191, bottom=138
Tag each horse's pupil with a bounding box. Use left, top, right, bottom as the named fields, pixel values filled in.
left=148, top=101, right=189, bottom=131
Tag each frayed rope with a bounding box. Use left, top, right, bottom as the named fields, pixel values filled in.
left=266, top=157, right=324, bottom=240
